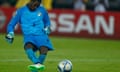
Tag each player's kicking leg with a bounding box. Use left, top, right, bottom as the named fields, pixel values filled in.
left=28, top=46, right=48, bottom=71
left=24, top=43, right=45, bottom=71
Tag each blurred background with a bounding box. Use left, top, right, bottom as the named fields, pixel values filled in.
left=0, top=0, right=120, bottom=11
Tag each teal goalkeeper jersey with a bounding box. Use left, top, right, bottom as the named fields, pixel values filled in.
left=7, top=5, right=51, bottom=35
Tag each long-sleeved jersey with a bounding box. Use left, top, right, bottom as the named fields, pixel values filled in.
left=7, top=5, right=51, bottom=35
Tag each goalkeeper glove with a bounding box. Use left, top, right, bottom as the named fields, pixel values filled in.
left=44, top=26, right=51, bottom=35
left=5, top=32, right=14, bottom=44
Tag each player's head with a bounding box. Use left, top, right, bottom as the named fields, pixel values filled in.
left=27, top=0, right=42, bottom=11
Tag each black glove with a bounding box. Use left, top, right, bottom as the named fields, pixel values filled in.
left=5, top=32, right=14, bottom=44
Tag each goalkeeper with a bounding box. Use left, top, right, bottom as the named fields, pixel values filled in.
left=5, top=0, right=54, bottom=72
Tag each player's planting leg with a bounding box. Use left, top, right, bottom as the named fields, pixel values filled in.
left=37, top=46, right=49, bottom=71
left=38, top=46, right=48, bottom=64
left=38, top=54, right=46, bottom=64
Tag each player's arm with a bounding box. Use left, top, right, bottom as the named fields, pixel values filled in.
left=5, top=9, right=21, bottom=44
left=43, top=8, right=51, bottom=35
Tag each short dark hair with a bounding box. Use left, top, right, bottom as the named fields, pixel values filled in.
left=37, top=0, right=41, bottom=2
left=31, top=0, right=41, bottom=2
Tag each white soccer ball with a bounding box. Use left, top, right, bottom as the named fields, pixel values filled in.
left=58, top=59, right=72, bottom=72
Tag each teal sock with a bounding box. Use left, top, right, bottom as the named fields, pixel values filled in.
left=38, top=54, right=47, bottom=64
left=25, top=48, right=39, bottom=64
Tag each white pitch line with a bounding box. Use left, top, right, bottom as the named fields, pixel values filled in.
left=0, top=59, right=120, bottom=62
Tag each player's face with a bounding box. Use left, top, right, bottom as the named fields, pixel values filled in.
left=29, top=0, right=40, bottom=11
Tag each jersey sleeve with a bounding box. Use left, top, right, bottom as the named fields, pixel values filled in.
left=7, top=9, right=21, bottom=33
left=43, top=8, right=51, bottom=27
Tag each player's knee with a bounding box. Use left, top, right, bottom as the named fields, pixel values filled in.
left=24, top=42, right=34, bottom=50
left=39, top=46, right=48, bottom=55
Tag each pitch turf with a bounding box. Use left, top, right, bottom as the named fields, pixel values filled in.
left=0, top=34, right=120, bottom=72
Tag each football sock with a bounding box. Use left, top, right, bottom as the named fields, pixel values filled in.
left=25, top=48, right=39, bottom=64
left=38, top=54, right=46, bottom=64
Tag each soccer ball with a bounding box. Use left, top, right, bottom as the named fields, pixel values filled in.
left=58, top=59, right=72, bottom=72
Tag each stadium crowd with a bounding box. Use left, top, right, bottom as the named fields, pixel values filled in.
left=0, top=0, right=120, bottom=12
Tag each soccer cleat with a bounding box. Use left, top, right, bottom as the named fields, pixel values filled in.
left=28, top=63, right=45, bottom=71
left=31, top=70, right=38, bottom=72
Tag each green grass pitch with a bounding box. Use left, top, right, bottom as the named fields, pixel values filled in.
left=0, top=34, right=120, bottom=72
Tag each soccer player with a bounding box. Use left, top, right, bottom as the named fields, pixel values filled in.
left=5, top=0, right=54, bottom=72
